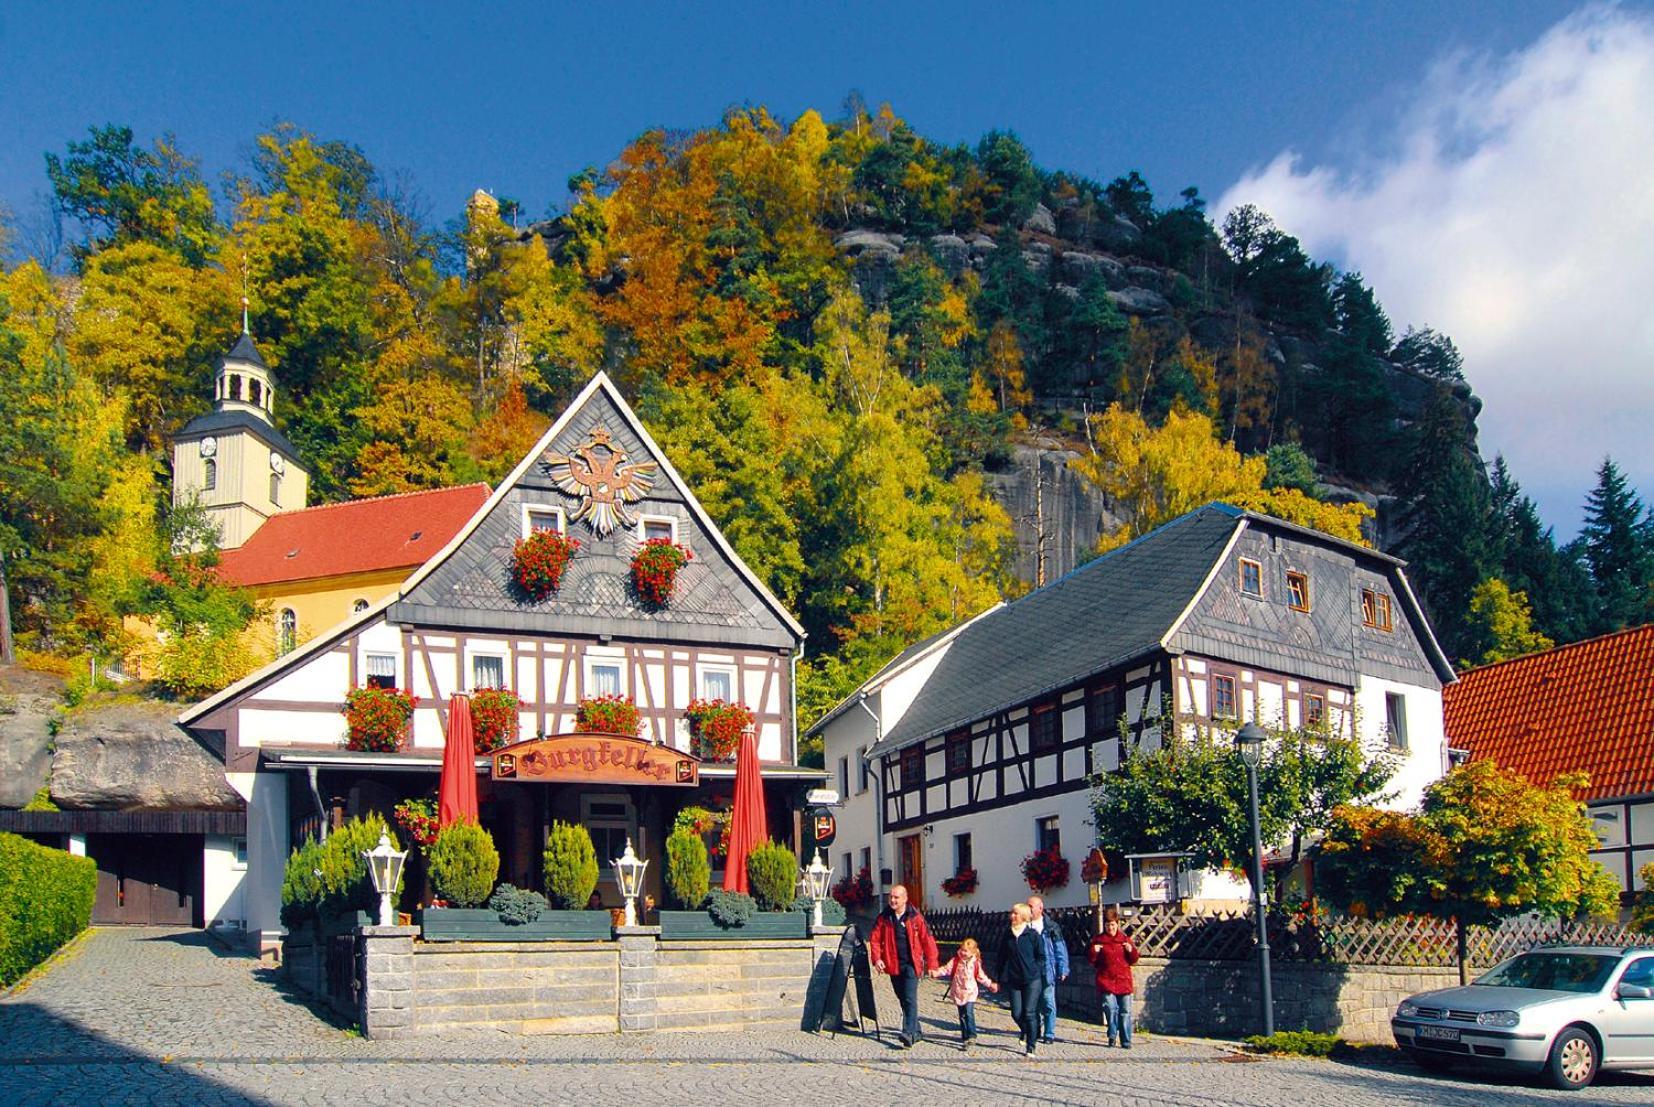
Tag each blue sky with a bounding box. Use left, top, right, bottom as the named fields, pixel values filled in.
left=1, top=1, right=1646, bottom=535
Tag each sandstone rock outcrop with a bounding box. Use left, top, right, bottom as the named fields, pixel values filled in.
left=51, top=700, right=239, bottom=810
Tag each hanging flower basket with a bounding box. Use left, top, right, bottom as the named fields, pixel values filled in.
left=511, top=529, right=579, bottom=600
left=470, top=688, right=520, bottom=753
left=685, top=698, right=753, bottom=762
left=343, top=686, right=416, bottom=752
left=941, top=867, right=979, bottom=897
left=672, top=804, right=732, bottom=861
left=630, top=539, right=690, bottom=606
left=576, top=693, right=640, bottom=737
left=1020, top=846, right=1070, bottom=892
left=393, top=798, right=440, bottom=847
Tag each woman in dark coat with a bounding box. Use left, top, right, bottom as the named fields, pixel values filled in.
left=993, top=901, right=1048, bottom=1056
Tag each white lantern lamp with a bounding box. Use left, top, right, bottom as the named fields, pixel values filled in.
left=802, top=849, right=833, bottom=928
left=362, top=832, right=409, bottom=928
left=613, top=838, right=649, bottom=927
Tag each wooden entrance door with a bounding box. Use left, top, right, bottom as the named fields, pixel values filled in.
left=897, top=833, right=924, bottom=913
left=89, top=834, right=201, bottom=926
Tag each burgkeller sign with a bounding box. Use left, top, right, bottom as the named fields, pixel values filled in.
left=491, top=733, right=699, bottom=787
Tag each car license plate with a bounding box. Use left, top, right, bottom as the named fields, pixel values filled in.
left=1418, top=1026, right=1460, bottom=1042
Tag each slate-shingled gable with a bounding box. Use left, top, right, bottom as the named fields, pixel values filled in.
left=389, top=376, right=801, bottom=649
left=870, top=504, right=1242, bottom=755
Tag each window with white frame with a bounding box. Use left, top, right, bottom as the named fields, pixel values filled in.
left=856, top=746, right=869, bottom=792
left=472, top=654, right=506, bottom=691
left=232, top=836, right=248, bottom=869
left=582, top=793, right=637, bottom=878
left=586, top=656, right=624, bottom=697
left=1384, top=692, right=1409, bottom=750
left=699, top=665, right=736, bottom=702
left=637, top=514, right=678, bottom=544
left=1035, top=815, right=1060, bottom=854
left=837, top=755, right=850, bottom=797
left=365, top=652, right=397, bottom=689
left=521, top=503, right=566, bottom=538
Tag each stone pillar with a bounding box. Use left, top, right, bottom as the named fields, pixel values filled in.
left=357, top=925, right=418, bottom=1040
left=616, top=925, right=660, bottom=1032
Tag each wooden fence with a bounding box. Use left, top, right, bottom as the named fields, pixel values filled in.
left=924, top=903, right=1644, bottom=969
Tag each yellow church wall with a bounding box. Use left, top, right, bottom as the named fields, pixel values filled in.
left=255, top=567, right=412, bottom=655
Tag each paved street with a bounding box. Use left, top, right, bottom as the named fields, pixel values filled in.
left=3, top=929, right=1652, bottom=1106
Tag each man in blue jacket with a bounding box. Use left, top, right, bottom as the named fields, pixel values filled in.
left=1028, top=894, right=1069, bottom=1043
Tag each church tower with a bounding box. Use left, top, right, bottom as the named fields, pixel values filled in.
left=170, top=326, right=309, bottom=550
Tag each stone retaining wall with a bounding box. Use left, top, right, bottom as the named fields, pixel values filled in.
left=351, top=925, right=844, bottom=1040
left=1049, top=956, right=1463, bottom=1043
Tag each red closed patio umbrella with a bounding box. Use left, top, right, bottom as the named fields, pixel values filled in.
left=438, top=694, right=480, bottom=827
left=721, top=727, right=768, bottom=894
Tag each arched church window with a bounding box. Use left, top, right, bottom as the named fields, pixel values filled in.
left=203, top=459, right=216, bottom=491
left=277, top=609, right=296, bottom=655
left=269, top=473, right=280, bottom=506
left=250, top=379, right=262, bottom=406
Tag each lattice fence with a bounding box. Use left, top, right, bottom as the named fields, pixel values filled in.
left=922, top=903, right=1644, bottom=969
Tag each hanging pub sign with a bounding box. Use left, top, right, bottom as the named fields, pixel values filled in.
left=809, top=807, right=837, bottom=849
left=491, top=732, right=699, bottom=787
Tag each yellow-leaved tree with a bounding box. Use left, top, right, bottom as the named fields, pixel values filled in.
left=1072, top=403, right=1372, bottom=550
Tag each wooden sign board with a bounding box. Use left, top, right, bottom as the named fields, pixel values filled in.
left=491, top=733, right=699, bottom=787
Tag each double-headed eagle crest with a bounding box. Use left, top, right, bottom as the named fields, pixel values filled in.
left=539, top=425, right=658, bottom=538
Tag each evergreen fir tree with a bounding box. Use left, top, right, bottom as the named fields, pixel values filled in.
left=1579, top=458, right=1654, bottom=634
left=1395, top=387, right=1492, bottom=658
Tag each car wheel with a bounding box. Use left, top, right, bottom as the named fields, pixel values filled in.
left=1408, top=1048, right=1454, bottom=1073
left=1545, top=1027, right=1598, bottom=1091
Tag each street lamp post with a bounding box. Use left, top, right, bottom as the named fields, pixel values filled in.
left=361, top=833, right=409, bottom=928
left=801, top=849, right=833, bottom=928
left=613, top=839, right=648, bottom=928
left=1233, top=721, right=1274, bottom=1038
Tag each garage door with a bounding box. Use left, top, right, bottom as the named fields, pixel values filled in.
left=88, top=834, right=202, bottom=926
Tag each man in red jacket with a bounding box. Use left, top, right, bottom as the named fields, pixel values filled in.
left=868, top=884, right=940, bottom=1047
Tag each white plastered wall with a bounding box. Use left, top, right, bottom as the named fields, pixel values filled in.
left=228, top=770, right=289, bottom=950
left=203, top=833, right=247, bottom=927
left=1355, top=676, right=1447, bottom=811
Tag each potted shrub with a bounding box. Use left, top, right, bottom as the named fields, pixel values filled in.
left=469, top=688, right=520, bottom=752
left=511, top=529, right=579, bottom=600
left=427, top=821, right=499, bottom=908
left=941, top=867, right=979, bottom=897
left=1020, top=845, right=1070, bottom=893
left=630, top=538, right=690, bottom=606
left=576, top=694, right=640, bottom=737
left=342, top=686, right=416, bottom=752
left=665, top=826, right=711, bottom=908
left=746, top=840, right=798, bottom=912
left=684, top=698, right=753, bottom=761
left=280, top=815, right=403, bottom=936
left=543, top=820, right=599, bottom=909
left=659, top=838, right=808, bottom=939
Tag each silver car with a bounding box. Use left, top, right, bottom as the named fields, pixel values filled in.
left=1392, top=945, right=1654, bottom=1090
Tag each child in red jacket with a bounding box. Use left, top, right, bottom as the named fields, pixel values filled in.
left=1087, top=906, right=1140, bottom=1047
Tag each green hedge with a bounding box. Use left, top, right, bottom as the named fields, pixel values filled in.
left=0, top=832, right=97, bottom=987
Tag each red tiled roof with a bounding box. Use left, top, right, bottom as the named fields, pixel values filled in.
left=1444, top=623, right=1654, bottom=802
left=216, top=484, right=491, bottom=587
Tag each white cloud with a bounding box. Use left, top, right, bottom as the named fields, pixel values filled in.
left=1216, top=5, right=1654, bottom=535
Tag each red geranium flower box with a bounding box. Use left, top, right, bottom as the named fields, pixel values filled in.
left=343, top=686, right=416, bottom=752
left=630, top=539, right=690, bottom=606
left=512, top=529, right=579, bottom=600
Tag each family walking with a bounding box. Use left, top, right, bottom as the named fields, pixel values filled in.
left=868, top=886, right=1139, bottom=1056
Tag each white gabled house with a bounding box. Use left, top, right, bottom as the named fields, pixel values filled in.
left=812, top=503, right=1457, bottom=915
left=180, top=373, right=817, bottom=952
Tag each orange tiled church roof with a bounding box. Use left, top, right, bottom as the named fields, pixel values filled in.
left=1445, top=623, right=1654, bottom=802
left=216, top=484, right=490, bottom=587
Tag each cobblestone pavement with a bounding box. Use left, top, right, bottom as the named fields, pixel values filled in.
left=4, top=929, right=1653, bottom=1106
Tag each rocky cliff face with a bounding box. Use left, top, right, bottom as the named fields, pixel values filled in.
left=984, top=444, right=1122, bottom=586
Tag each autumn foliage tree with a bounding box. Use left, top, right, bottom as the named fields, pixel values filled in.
left=1317, top=760, right=1620, bottom=983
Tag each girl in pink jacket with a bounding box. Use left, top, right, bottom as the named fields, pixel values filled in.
left=932, top=937, right=998, bottom=1049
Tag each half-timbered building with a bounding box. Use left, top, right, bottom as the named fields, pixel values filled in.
left=180, top=373, right=814, bottom=953
left=813, top=503, right=1456, bottom=913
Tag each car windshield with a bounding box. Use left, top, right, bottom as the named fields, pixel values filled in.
left=1475, top=952, right=1619, bottom=994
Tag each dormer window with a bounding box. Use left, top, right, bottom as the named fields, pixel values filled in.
left=1238, top=558, right=1263, bottom=597
left=1362, top=588, right=1394, bottom=632
left=1287, top=571, right=1311, bottom=612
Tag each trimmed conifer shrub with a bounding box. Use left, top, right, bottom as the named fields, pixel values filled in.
left=665, top=827, right=711, bottom=908
left=543, top=821, right=598, bottom=910
left=428, top=821, right=499, bottom=908
left=745, top=840, right=798, bottom=912
left=280, top=815, right=403, bottom=926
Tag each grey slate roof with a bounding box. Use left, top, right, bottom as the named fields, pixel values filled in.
left=224, top=333, right=269, bottom=368
left=174, top=408, right=300, bottom=461
left=870, top=504, right=1242, bottom=756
